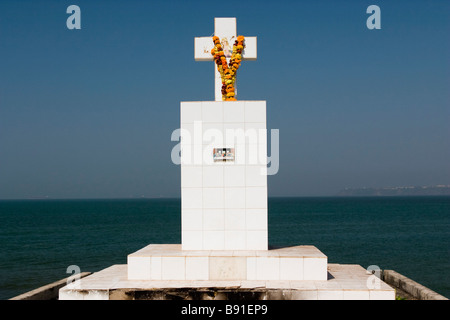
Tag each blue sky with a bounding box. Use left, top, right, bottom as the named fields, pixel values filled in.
left=0, top=0, right=449, bottom=198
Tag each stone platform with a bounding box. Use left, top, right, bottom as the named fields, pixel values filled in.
left=127, top=244, right=327, bottom=281
left=58, top=263, right=395, bottom=300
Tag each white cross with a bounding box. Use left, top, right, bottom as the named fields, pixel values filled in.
left=194, top=18, right=257, bottom=101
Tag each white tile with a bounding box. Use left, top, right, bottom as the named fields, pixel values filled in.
left=181, top=187, right=202, bottom=209
left=317, top=290, right=344, bottom=300
left=202, top=101, right=223, bottom=123
left=161, top=257, right=185, bottom=280
left=246, top=230, right=268, bottom=250
left=224, top=209, right=246, bottom=230
left=180, top=144, right=204, bottom=166
left=245, top=187, right=267, bottom=209
left=223, top=122, right=245, bottom=132
left=246, top=257, right=257, bottom=280
left=343, top=290, right=370, bottom=300
left=182, top=230, right=203, bottom=250
left=182, top=209, right=202, bottom=231
left=280, top=258, right=303, bottom=281
left=224, top=101, right=245, bottom=122
left=224, top=166, right=246, bottom=187
left=245, top=165, right=267, bottom=187
left=150, top=256, right=162, bottom=280
left=202, top=166, right=223, bottom=188
left=244, top=123, right=267, bottom=145
left=224, top=187, right=246, bottom=208
left=203, top=209, right=224, bottom=230
left=246, top=209, right=267, bottom=230
left=224, top=230, right=246, bottom=250
left=180, top=120, right=204, bottom=145
left=202, top=144, right=215, bottom=165
left=203, top=230, right=225, bottom=250
left=304, top=257, right=327, bottom=281
left=181, top=102, right=202, bottom=123
left=245, top=101, right=266, bottom=123
left=209, top=257, right=246, bottom=280
left=233, top=144, right=247, bottom=165
left=369, top=290, right=396, bottom=300
left=203, top=188, right=224, bottom=209
left=242, top=127, right=258, bottom=146
left=202, top=123, right=224, bottom=145
left=224, top=123, right=246, bottom=146
left=181, top=166, right=202, bottom=188
left=127, top=256, right=151, bottom=280
left=256, top=257, right=279, bottom=280
left=186, top=257, right=209, bottom=280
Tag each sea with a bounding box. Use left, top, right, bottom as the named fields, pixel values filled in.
left=0, top=196, right=449, bottom=300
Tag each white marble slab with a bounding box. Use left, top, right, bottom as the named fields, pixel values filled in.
left=127, top=244, right=327, bottom=281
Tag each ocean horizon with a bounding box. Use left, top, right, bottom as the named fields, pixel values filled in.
left=1, top=196, right=449, bottom=300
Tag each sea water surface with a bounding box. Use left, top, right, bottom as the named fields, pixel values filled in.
left=0, top=196, right=449, bottom=300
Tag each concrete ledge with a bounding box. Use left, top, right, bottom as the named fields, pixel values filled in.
left=383, top=270, right=448, bottom=300
left=9, top=272, right=92, bottom=300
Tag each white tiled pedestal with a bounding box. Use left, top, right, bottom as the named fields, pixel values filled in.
left=180, top=101, right=268, bottom=251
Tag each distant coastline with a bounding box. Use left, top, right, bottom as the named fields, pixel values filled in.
left=2, top=187, right=450, bottom=201
left=337, top=185, right=450, bottom=197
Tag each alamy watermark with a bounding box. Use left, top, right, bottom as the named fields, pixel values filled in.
left=367, top=5, right=381, bottom=30
left=65, top=5, right=380, bottom=31
left=170, top=122, right=279, bottom=175
left=66, top=5, right=81, bottom=30
left=66, top=265, right=81, bottom=289
left=366, top=265, right=382, bottom=289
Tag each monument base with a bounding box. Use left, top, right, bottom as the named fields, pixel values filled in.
left=127, top=244, right=327, bottom=281
left=58, top=263, right=395, bottom=300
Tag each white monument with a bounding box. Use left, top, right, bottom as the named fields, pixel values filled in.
left=182, top=18, right=266, bottom=251
left=126, top=17, right=328, bottom=281
left=59, top=18, right=395, bottom=300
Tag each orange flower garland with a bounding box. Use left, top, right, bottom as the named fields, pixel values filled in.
left=211, top=35, right=245, bottom=101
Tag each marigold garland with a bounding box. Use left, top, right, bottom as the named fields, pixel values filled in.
left=211, top=35, right=245, bottom=101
